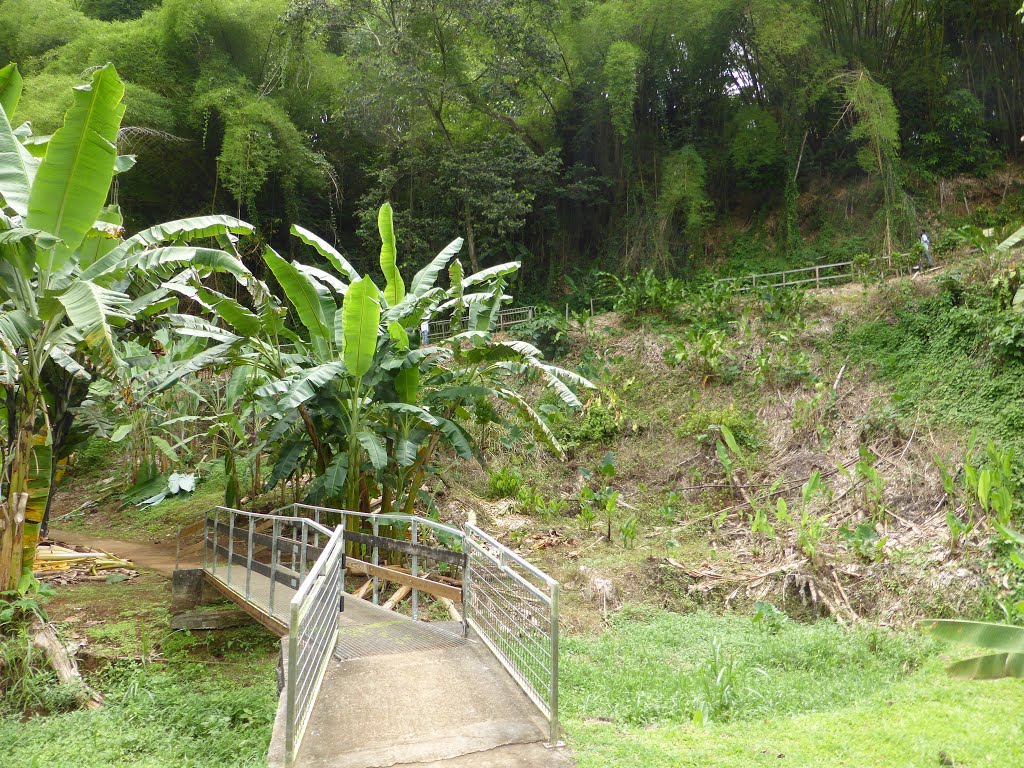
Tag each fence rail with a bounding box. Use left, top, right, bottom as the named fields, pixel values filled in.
left=715, top=256, right=898, bottom=290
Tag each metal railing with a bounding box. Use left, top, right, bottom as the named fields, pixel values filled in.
left=463, top=524, right=560, bottom=744
left=429, top=305, right=536, bottom=341
left=286, top=524, right=345, bottom=768
left=714, top=256, right=898, bottom=290
left=201, top=507, right=343, bottom=768
left=275, top=504, right=560, bottom=743
left=277, top=503, right=467, bottom=625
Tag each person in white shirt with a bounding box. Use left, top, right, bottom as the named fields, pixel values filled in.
left=420, top=317, right=430, bottom=345
left=920, top=230, right=933, bottom=268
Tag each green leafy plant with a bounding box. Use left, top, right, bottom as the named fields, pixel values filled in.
left=752, top=601, right=787, bottom=634
left=839, top=522, right=886, bottom=561
left=924, top=619, right=1024, bottom=679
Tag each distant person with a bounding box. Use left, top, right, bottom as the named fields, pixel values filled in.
left=920, top=230, right=933, bottom=268
left=420, top=317, right=430, bottom=345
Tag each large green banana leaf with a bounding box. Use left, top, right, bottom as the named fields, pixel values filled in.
left=0, top=63, right=22, bottom=118
left=410, top=238, right=462, bottom=297
left=925, top=619, right=1024, bottom=680
left=342, top=275, right=381, bottom=379
left=291, top=224, right=360, bottom=282
left=27, top=64, right=125, bottom=275
left=0, top=73, right=36, bottom=217
left=378, top=203, right=405, bottom=306
left=79, top=215, right=254, bottom=281
left=263, top=246, right=332, bottom=357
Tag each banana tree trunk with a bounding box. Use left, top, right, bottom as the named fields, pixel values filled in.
left=1, top=390, right=41, bottom=591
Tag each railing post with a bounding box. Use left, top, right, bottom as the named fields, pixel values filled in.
left=549, top=580, right=560, bottom=745
left=227, top=510, right=235, bottom=585
left=270, top=518, right=279, bottom=616
left=203, top=513, right=209, bottom=572
left=212, top=507, right=220, bottom=576
left=245, top=515, right=254, bottom=601
left=461, top=528, right=471, bottom=638
left=815, top=265, right=820, bottom=288
left=411, top=519, right=419, bottom=621
left=300, top=521, right=308, bottom=581
left=371, top=515, right=379, bottom=605
left=286, top=603, right=299, bottom=767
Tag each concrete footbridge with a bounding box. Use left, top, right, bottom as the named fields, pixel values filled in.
left=175, top=504, right=572, bottom=768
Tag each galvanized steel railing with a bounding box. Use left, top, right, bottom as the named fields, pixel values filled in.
left=277, top=503, right=467, bottom=625
left=463, top=524, right=560, bottom=744
left=201, top=507, right=343, bottom=768
left=428, top=305, right=536, bottom=341
left=286, top=524, right=345, bottom=768
left=275, top=503, right=561, bottom=743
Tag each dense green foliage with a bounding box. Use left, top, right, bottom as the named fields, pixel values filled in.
left=835, top=271, right=1024, bottom=454
left=2, top=0, right=1022, bottom=290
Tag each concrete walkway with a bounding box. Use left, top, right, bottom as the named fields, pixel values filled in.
left=270, top=598, right=574, bottom=768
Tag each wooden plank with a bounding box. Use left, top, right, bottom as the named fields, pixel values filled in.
left=352, top=579, right=374, bottom=600
left=382, top=584, right=413, bottom=611
left=346, top=557, right=462, bottom=602
left=439, top=596, right=463, bottom=622
left=202, top=572, right=288, bottom=636
left=343, top=530, right=465, bottom=567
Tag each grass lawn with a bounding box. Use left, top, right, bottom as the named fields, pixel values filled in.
left=562, top=607, right=1024, bottom=767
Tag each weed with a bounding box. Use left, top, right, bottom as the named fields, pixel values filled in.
left=620, top=515, right=639, bottom=548
left=692, top=638, right=758, bottom=724
left=487, top=465, right=525, bottom=499
left=751, top=601, right=787, bottom=634
left=839, top=522, right=886, bottom=561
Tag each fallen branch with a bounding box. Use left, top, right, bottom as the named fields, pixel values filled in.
left=31, top=622, right=103, bottom=710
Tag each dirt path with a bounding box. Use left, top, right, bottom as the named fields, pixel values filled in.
left=47, top=528, right=195, bottom=576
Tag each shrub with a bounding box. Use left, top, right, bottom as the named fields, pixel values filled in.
left=515, top=310, right=571, bottom=359
left=561, top=399, right=621, bottom=445
left=487, top=465, right=525, bottom=499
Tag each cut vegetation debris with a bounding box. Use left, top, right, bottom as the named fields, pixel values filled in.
left=33, top=543, right=135, bottom=584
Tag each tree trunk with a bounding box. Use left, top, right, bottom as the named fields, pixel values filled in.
left=464, top=203, right=480, bottom=273
left=2, top=391, right=37, bottom=590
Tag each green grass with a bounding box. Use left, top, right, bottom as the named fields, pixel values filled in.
left=1, top=569, right=280, bottom=767
left=561, top=607, right=1024, bottom=767
left=0, top=663, right=278, bottom=768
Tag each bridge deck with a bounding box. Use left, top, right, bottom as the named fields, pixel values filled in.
left=204, top=565, right=294, bottom=635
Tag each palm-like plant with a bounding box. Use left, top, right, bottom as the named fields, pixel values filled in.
left=198, top=202, right=591, bottom=516
left=0, top=63, right=253, bottom=591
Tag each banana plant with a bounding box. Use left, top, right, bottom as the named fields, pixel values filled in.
left=924, top=619, right=1024, bottom=679
left=0, top=63, right=254, bottom=591
left=209, top=202, right=593, bottom=518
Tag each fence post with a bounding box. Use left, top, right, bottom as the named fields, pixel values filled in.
left=371, top=515, right=380, bottom=605
left=411, top=519, right=419, bottom=621
left=461, top=527, right=471, bottom=639
left=549, top=579, right=560, bottom=745
left=815, top=266, right=820, bottom=288
left=269, top=519, right=279, bottom=616
left=212, top=508, right=219, bottom=577
left=203, top=513, right=209, bottom=572
left=227, top=510, right=235, bottom=585
left=245, top=516, right=254, bottom=601
left=300, top=521, right=308, bottom=582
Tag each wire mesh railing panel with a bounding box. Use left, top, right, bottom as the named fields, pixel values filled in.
left=286, top=525, right=344, bottom=768
left=429, top=305, right=536, bottom=341
left=463, top=524, right=559, bottom=743
left=279, top=504, right=466, bottom=624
